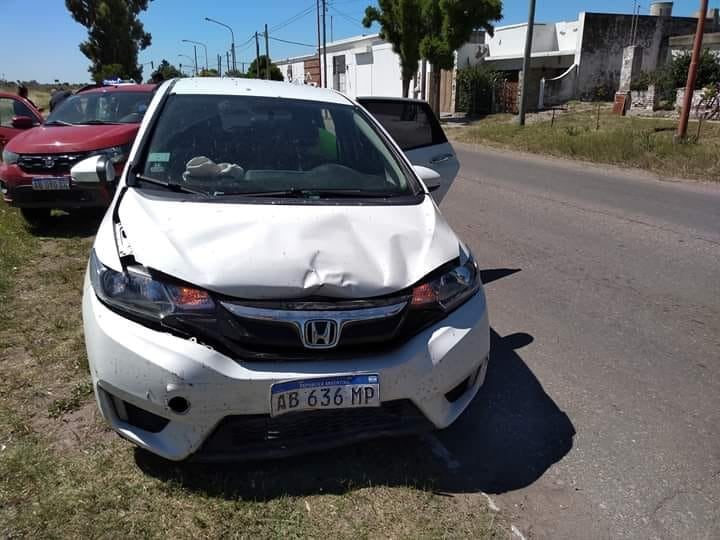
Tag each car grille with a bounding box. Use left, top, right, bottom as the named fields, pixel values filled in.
left=17, top=152, right=90, bottom=174
left=215, top=296, right=410, bottom=358
left=194, top=399, right=431, bottom=461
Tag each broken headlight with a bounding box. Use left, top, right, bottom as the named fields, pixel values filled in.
left=89, top=250, right=214, bottom=321
left=410, top=253, right=480, bottom=313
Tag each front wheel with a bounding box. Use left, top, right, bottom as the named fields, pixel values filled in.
left=20, top=207, right=52, bottom=229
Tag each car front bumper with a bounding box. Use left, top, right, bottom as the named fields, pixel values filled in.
left=0, top=164, right=113, bottom=209
left=82, top=275, right=490, bottom=461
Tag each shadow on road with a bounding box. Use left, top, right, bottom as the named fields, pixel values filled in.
left=29, top=210, right=103, bottom=239
left=135, top=268, right=575, bottom=500
left=437, top=328, right=575, bottom=494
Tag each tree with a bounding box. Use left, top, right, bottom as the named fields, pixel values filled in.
left=420, top=0, right=502, bottom=114
left=198, top=68, right=219, bottom=77
left=224, top=69, right=246, bottom=78
left=149, top=59, right=183, bottom=83
left=66, top=0, right=153, bottom=82
left=94, top=64, right=125, bottom=82
left=246, top=56, right=283, bottom=80
left=363, top=0, right=423, bottom=97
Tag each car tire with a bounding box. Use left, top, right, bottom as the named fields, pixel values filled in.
left=20, top=208, right=52, bottom=229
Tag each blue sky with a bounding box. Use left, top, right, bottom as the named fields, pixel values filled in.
left=1, top=0, right=717, bottom=83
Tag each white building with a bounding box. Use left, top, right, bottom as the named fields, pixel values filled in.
left=277, top=34, right=426, bottom=100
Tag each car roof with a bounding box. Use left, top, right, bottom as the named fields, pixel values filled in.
left=78, top=84, right=156, bottom=94
left=170, top=77, right=352, bottom=106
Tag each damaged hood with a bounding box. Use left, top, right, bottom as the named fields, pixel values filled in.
left=116, top=189, right=461, bottom=299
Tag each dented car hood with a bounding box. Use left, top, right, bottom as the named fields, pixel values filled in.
left=115, top=189, right=461, bottom=299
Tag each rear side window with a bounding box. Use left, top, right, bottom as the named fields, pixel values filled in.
left=360, top=100, right=447, bottom=151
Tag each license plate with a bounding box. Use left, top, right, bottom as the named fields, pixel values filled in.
left=270, top=374, right=380, bottom=417
left=32, top=177, right=70, bottom=190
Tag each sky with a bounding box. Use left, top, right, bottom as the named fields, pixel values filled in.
left=0, top=0, right=718, bottom=83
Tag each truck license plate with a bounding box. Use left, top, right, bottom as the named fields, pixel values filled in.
left=270, top=374, right=380, bottom=417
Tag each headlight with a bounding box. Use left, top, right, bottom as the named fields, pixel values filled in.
left=89, top=250, right=214, bottom=320
left=91, top=144, right=130, bottom=164
left=2, top=150, right=19, bottom=165
left=410, top=254, right=480, bottom=312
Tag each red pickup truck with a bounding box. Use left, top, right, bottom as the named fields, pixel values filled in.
left=0, top=83, right=155, bottom=226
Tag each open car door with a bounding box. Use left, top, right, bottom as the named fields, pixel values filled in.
left=0, top=95, right=43, bottom=154
left=358, top=97, right=459, bottom=204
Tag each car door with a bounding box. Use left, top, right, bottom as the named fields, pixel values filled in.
left=0, top=96, right=42, bottom=154
left=358, top=97, right=459, bottom=204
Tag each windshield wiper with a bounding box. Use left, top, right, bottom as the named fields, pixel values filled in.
left=78, top=120, right=123, bottom=125
left=133, top=174, right=208, bottom=196
left=220, top=188, right=398, bottom=199
left=44, top=120, right=74, bottom=126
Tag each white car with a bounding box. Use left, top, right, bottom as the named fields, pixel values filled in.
left=79, top=78, right=489, bottom=461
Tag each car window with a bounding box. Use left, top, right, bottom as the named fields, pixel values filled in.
left=46, top=91, right=151, bottom=125
left=139, top=95, right=415, bottom=198
left=0, top=97, right=37, bottom=127
left=359, top=100, right=447, bottom=151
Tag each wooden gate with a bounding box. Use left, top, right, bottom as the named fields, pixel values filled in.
left=495, top=80, right=518, bottom=114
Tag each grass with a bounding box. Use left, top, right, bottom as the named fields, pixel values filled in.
left=1, top=84, right=82, bottom=112
left=0, top=207, right=503, bottom=538
left=453, top=105, right=720, bottom=181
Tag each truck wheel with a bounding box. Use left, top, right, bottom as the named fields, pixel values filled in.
left=20, top=208, right=52, bottom=229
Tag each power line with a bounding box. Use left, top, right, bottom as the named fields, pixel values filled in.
left=269, top=3, right=315, bottom=33
left=329, top=6, right=366, bottom=28
left=268, top=36, right=316, bottom=48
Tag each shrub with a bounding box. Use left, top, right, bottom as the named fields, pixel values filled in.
left=456, top=64, right=499, bottom=116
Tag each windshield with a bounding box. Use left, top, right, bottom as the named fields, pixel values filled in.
left=46, top=91, right=152, bottom=125
left=138, top=94, right=416, bottom=198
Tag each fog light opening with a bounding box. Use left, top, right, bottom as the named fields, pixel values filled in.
left=168, top=396, right=190, bottom=414
left=111, top=394, right=129, bottom=421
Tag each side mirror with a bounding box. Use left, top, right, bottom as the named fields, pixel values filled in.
left=413, top=165, right=442, bottom=192
left=11, top=116, right=34, bottom=129
left=71, top=155, right=116, bottom=185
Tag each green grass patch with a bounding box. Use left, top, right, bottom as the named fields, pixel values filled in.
left=0, top=207, right=36, bottom=311
left=0, top=206, right=505, bottom=538
left=455, top=108, right=720, bottom=181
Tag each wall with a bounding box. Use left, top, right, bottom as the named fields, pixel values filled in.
left=278, top=60, right=306, bottom=84
left=669, top=33, right=720, bottom=60
left=486, top=24, right=559, bottom=57
left=556, top=20, right=582, bottom=51
left=630, top=85, right=658, bottom=110
left=675, top=87, right=717, bottom=118
left=575, top=13, right=716, bottom=99
left=542, top=64, right=578, bottom=107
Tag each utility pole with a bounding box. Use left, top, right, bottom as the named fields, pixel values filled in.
left=331, top=15, right=334, bottom=42
left=322, top=0, right=328, bottom=88
left=193, top=45, right=199, bottom=75
left=264, top=23, right=270, bottom=80
left=226, top=51, right=230, bottom=73
left=316, top=0, right=322, bottom=86
left=217, top=54, right=222, bottom=76
left=517, top=0, right=537, bottom=125
left=676, top=0, right=709, bottom=140
left=255, top=31, right=261, bottom=79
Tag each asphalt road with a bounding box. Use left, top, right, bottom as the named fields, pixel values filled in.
left=436, top=143, right=720, bottom=539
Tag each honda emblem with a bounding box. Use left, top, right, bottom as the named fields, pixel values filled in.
left=303, top=319, right=340, bottom=349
